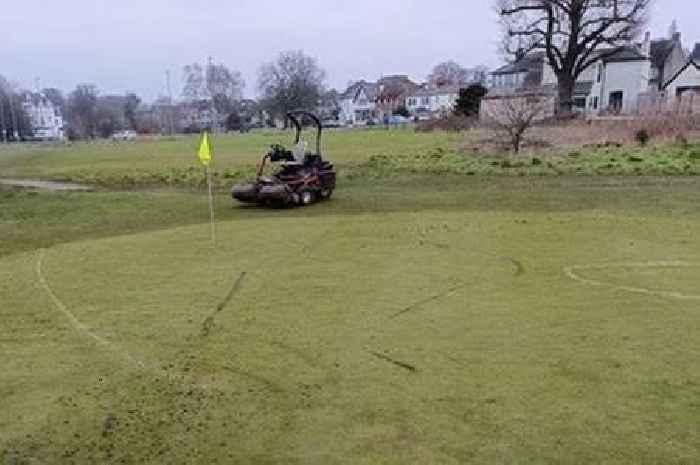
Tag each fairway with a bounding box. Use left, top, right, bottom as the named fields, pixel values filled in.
left=2, top=177, right=699, bottom=464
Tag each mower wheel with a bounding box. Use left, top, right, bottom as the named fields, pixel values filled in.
left=320, top=188, right=334, bottom=200
left=299, top=189, right=316, bottom=206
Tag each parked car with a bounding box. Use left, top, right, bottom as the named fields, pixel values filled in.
left=387, top=115, right=410, bottom=125
left=322, top=120, right=344, bottom=129
left=112, top=130, right=137, bottom=141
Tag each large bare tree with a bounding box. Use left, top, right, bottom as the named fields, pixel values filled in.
left=257, top=50, right=326, bottom=126
left=205, top=61, right=245, bottom=116
left=66, top=84, right=99, bottom=139
left=497, top=0, right=650, bottom=115
left=429, top=61, right=470, bottom=88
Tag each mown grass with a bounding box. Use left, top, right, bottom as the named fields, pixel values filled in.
left=1, top=175, right=700, bottom=464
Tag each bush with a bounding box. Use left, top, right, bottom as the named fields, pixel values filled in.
left=635, top=129, right=650, bottom=146
left=415, top=114, right=474, bottom=132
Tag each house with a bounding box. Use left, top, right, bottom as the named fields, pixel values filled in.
left=179, top=98, right=223, bottom=132
left=22, top=92, right=64, bottom=140
left=374, top=75, right=419, bottom=120
left=485, top=30, right=689, bottom=116
left=649, top=32, right=687, bottom=90
left=488, top=51, right=547, bottom=93
left=579, top=45, right=652, bottom=114
left=405, top=85, right=461, bottom=118
left=464, top=66, right=489, bottom=85
left=662, top=43, right=700, bottom=113
left=339, top=75, right=419, bottom=125
left=339, top=80, right=378, bottom=125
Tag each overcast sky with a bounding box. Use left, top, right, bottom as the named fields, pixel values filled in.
left=2, top=0, right=698, bottom=101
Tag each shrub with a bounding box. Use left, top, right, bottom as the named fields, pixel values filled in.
left=635, top=129, right=650, bottom=146
left=415, top=114, right=474, bottom=132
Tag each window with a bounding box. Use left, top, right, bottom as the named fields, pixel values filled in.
left=596, top=63, right=603, bottom=83
left=609, top=91, right=623, bottom=113
left=421, top=97, right=430, bottom=105
left=574, top=98, right=586, bottom=109
left=592, top=96, right=599, bottom=110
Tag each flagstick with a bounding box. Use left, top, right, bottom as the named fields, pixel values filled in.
left=206, top=163, right=217, bottom=248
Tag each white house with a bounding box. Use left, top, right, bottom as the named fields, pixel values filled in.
left=340, top=76, right=420, bottom=124
left=405, top=85, right=460, bottom=117
left=339, top=80, right=378, bottom=125
left=485, top=30, right=689, bottom=116
left=22, top=93, right=64, bottom=140
left=662, top=43, right=700, bottom=113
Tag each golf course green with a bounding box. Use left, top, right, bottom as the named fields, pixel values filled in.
left=1, top=131, right=700, bottom=464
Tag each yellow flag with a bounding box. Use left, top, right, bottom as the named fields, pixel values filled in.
left=197, top=131, right=213, bottom=166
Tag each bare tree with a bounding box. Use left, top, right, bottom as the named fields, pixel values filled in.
left=124, top=93, right=141, bottom=130
left=182, top=63, right=205, bottom=101
left=42, top=88, right=66, bottom=114
left=483, top=92, right=550, bottom=153
left=257, top=50, right=326, bottom=126
left=206, top=60, right=245, bottom=116
left=497, top=0, right=650, bottom=115
left=66, top=84, right=99, bottom=139
left=428, top=61, right=469, bottom=88
left=0, top=76, right=31, bottom=141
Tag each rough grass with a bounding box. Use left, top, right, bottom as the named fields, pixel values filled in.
left=1, top=176, right=700, bottom=464
left=0, top=129, right=461, bottom=188
left=1, top=128, right=700, bottom=189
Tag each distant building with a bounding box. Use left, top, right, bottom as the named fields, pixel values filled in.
left=662, top=42, right=700, bottom=113
left=485, top=29, right=691, bottom=116
left=339, top=75, right=419, bottom=124
left=374, top=75, right=419, bottom=120
left=649, top=32, right=688, bottom=90
left=405, top=85, right=461, bottom=118
left=179, top=98, right=223, bottom=132
left=22, top=93, right=64, bottom=140
left=339, top=80, right=378, bottom=125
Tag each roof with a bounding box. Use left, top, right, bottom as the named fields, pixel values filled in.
left=650, top=39, right=674, bottom=69
left=601, top=45, right=648, bottom=63
left=376, top=75, right=419, bottom=98
left=341, top=80, right=378, bottom=101
left=662, top=45, right=700, bottom=89
left=491, top=52, right=545, bottom=75
left=491, top=52, right=546, bottom=90
left=692, top=43, right=700, bottom=62
left=409, top=85, right=461, bottom=97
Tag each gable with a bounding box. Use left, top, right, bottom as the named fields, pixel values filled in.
left=692, top=43, right=700, bottom=62
left=663, top=61, right=700, bottom=89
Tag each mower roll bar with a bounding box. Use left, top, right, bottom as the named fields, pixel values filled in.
left=286, top=111, right=322, bottom=155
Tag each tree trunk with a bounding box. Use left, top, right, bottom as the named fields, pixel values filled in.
left=512, top=132, right=521, bottom=154
left=556, top=74, right=576, bottom=118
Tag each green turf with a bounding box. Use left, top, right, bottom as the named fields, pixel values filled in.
left=1, top=176, right=699, bottom=464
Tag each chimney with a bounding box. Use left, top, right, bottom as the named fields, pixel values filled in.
left=642, top=31, right=652, bottom=56
left=515, top=48, right=525, bottom=61
left=672, top=32, right=681, bottom=42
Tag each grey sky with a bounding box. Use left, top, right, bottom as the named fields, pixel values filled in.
left=2, top=0, right=698, bottom=101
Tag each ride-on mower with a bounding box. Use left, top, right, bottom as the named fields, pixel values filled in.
left=232, top=111, right=336, bottom=207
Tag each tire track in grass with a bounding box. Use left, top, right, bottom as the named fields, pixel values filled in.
left=564, top=261, right=700, bottom=301
left=389, top=282, right=471, bottom=319
left=36, top=248, right=146, bottom=369
left=373, top=252, right=526, bottom=373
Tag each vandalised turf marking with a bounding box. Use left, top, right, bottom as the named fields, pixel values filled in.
left=36, top=248, right=145, bottom=368
left=564, top=261, right=700, bottom=301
